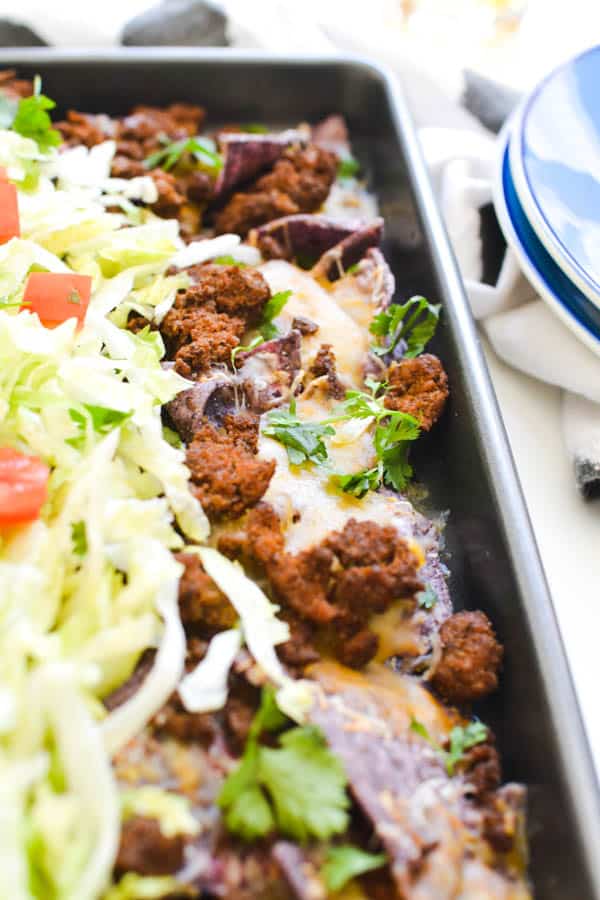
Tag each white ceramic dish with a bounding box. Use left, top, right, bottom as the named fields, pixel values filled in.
left=494, top=120, right=600, bottom=358
left=508, top=46, right=600, bottom=308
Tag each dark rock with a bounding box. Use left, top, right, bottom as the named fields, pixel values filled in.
left=0, top=19, right=47, bottom=46
left=462, top=69, right=521, bottom=134
left=121, top=0, right=228, bottom=47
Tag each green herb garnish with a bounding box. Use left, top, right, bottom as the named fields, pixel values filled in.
left=370, top=296, right=440, bottom=359
left=417, top=586, right=438, bottom=610
left=219, top=687, right=349, bottom=842
left=66, top=404, right=132, bottom=450
left=144, top=136, right=222, bottom=173
left=212, top=254, right=247, bottom=267
left=338, top=157, right=360, bottom=179
left=332, top=380, right=420, bottom=495
left=71, top=521, right=88, bottom=557
left=231, top=335, right=263, bottom=369
left=410, top=718, right=487, bottom=776
left=259, top=289, right=292, bottom=340
left=10, top=75, right=61, bottom=153
left=334, top=466, right=382, bottom=498
left=263, top=397, right=334, bottom=467
left=346, top=262, right=360, bottom=275
left=322, top=845, right=387, bottom=892
left=242, top=123, right=269, bottom=134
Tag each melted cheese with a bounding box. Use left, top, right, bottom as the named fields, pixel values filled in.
left=254, top=259, right=427, bottom=559
left=329, top=269, right=383, bottom=331
left=259, top=259, right=368, bottom=387
left=309, top=660, right=457, bottom=741
left=259, top=434, right=418, bottom=555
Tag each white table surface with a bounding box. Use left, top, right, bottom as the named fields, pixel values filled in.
left=485, top=338, right=600, bottom=777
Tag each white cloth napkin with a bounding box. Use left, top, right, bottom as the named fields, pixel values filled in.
left=223, top=1, right=600, bottom=497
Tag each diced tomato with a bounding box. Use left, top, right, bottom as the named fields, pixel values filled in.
left=0, top=181, right=20, bottom=244
left=0, top=448, right=49, bottom=526
left=22, top=272, right=92, bottom=327
left=0, top=166, right=8, bottom=182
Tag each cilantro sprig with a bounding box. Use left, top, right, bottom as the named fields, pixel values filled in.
left=322, top=845, right=387, bottom=892
left=259, top=289, right=292, bottom=340
left=263, top=397, right=334, bottom=467
left=370, top=296, right=440, bottom=359
left=4, top=75, right=61, bottom=153
left=338, top=156, right=360, bottom=179
left=144, top=135, right=222, bottom=173
left=219, top=687, right=349, bottom=842
left=331, top=380, right=420, bottom=497
left=230, top=290, right=293, bottom=367
left=410, top=718, right=488, bottom=776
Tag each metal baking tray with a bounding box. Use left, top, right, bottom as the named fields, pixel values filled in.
left=3, top=48, right=599, bottom=897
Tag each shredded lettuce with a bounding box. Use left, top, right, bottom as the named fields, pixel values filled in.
left=169, top=233, right=261, bottom=269
left=192, top=549, right=314, bottom=723
left=0, top=124, right=212, bottom=896
left=178, top=627, right=243, bottom=713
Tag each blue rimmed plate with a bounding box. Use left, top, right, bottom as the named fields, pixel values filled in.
left=509, top=45, right=600, bottom=306
left=494, top=121, right=600, bottom=357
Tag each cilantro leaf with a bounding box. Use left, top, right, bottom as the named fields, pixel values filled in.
left=11, top=77, right=61, bottom=153
left=338, top=157, right=360, bottom=179
left=259, top=289, right=292, bottom=340
left=333, top=465, right=382, bottom=498
left=445, top=722, right=488, bottom=775
left=417, top=586, right=438, bottom=610
left=66, top=404, right=132, bottom=450
left=322, top=845, right=387, bottom=892
left=333, top=381, right=421, bottom=495
left=219, top=688, right=349, bottom=843
left=212, top=255, right=247, bottom=267
left=219, top=742, right=275, bottom=840
left=259, top=726, right=349, bottom=842
left=144, top=136, right=222, bottom=173
left=410, top=718, right=487, bottom=776
left=251, top=684, right=288, bottom=736
left=263, top=398, right=334, bottom=466
left=370, top=296, right=440, bottom=359
left=71, top=521, right=88, bottom=556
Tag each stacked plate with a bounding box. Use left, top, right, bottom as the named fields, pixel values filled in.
left=493, top=44, right=600, bottom=355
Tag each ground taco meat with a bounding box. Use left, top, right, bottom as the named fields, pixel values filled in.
left=307, top=343, right=346, bottom=399
left=385, top=353, right=449, bottom=431
left=175, top=551, right=237, bottom=631
left=431, top=610, right=503, bottom=704
left=114, top=816, right=185, bottom=877
left=186, top=416, right=276, bottom=522
left=220, top=506, right=423, bottom=668
left=214, top=144, right=338, bottom=236
left=158, top=263, right=271, bottom=378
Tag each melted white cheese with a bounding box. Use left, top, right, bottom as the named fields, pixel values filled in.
left=252, top=259, right=427, bottom=557
left=259, top=434, right=418, bottom=555
left=259, top=259, right=368, bottom=387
